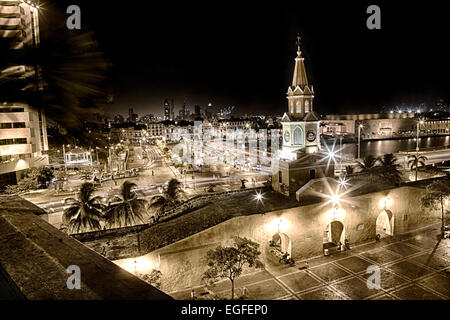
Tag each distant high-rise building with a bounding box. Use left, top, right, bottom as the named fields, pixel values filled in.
left=181, top=101, right=187, bottom=120
left=164, top=99, right=170, bottom=120
left=170, top=98, right=175, bottom=121
left=205, top=103, right=213, bottom=120
left=194, top=105, right=201, bottom=118
left=128, top=108, right=138, bottom=122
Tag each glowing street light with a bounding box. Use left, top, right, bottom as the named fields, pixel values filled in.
left=331, top=193, right=341, bottom=206
left=338, top=176, right=350, bottom=189
left=254, top=190, right=264, bottom=205
left=325, top=149, right=337, bottom=163
left=416, top=119, right=425, bottom=153
left=379, top=196, right=393, bottom=210
left=357, top=124, right=363, bottom=160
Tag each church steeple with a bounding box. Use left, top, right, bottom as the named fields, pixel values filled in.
left=292, top=35, right=308, bottom=88
left=287, top=34, right=314, bottom=117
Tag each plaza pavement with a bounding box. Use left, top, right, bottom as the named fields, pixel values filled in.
left=169, top=223, right=450, bottom=300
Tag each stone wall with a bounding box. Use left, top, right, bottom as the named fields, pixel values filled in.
left=117, top=185, right=441, bottom=293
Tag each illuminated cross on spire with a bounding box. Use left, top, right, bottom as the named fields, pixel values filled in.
left=296, top=33, right=302, bottom=57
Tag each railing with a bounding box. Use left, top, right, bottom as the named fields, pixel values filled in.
left=398, top=144, right=450, bottom=154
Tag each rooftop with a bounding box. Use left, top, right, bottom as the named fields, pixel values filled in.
left=0, top=195, right=171, bottom=300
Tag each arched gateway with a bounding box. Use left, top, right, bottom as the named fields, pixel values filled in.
left=323, top=220, right=345, bottom=250
left=271, top=232, right=292, bottom=256
left=376, top=210, right=394, bottom=238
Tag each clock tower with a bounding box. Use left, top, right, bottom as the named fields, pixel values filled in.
left=280, top=35, right=321, bottom=160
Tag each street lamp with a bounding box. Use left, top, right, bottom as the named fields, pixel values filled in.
left=416, top=119, right=424, bottom=153
left=255, top=191, right=264, bottom=204
left=357, top=124, right=363, bottom=160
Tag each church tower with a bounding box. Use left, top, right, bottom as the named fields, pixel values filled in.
left=280, top=35, right=321, bottom=159
left=273, top=35, right=334, bottom=197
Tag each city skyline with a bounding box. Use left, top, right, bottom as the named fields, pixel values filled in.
left=1, top=0, right=450, bottom=305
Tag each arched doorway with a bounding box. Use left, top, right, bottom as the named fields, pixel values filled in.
left=270, top=232, right=292, bottom=256
left=376, top=210, right=394, bottom=238
left=323, top=221, right=345, bottom=250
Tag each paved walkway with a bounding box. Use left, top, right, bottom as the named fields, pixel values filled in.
left=170, top=224, right=450, bottom=300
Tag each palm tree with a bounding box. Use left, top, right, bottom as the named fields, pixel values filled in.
left=345, top=165, right=354, bottom=175
left=63, top=182, right=105, bottom=234
left=165, top=178, right=185, bottom=203
left=106, top=181, right=147, bottom=228
left=149, top=195, right=170, bottom=221
left=378, top=153, right=403, bottom=185
left=408, top=154, right=428, bottom=181
left=357, top=155, right=378, bottom=173
left=149, top=178, right=185, bottom=220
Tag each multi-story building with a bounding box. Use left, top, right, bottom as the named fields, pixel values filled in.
left=0, top=0, right=48, bottom=187
left=127, top=108, right=138, bottom=123
left=194, top=105, right=201, bottom=118
left=164, top=99, right=170, bottom=120
left=109, top=123, right=147, bottom=146
left=321, top=113, right=450, bottom=140
left=146, top=122, right=164, bottom=140
left=0, top=103, right=48, bottom=186
left=138, top=113, right=155, bottom=125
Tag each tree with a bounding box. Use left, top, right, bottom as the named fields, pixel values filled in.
left=408, top=154, right=428, bottom=181
left=165, top=178, right=185, bottom=204
left=345, top=165, right=354, bottom=175
left=356, top=155, right=379, bottom=181
left=149, top=195, right=169, bottom=220
left=36, top=167, right=55, bottom=188
left=378, top=153, right=402, bottom=185
left=63, top=182, right=105, bottom=233
left=357, top=155, right=378, bottom=173
left=420, top=180, right=450, bottom=237
left=149, top=179, right=185, bottom=219
left=203, top=236, right=264, bottom=300
left=106, top=181, right=147, bottom=228
left=4, top=167, right=54, bottom=194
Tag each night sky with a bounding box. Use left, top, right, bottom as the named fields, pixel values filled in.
left=45, top=1, right=450, bottom=118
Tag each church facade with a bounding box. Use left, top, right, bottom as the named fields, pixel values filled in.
left=273, top=36, right=334, bottom=196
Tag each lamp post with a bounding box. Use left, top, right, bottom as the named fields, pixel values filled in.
left=414, top=119, right=425, bottom=179
left=357, top=124, right=363, bottom=160
left=62, top=144, right=67, bottom=172
left=416, top=119, right=424, bottom=153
